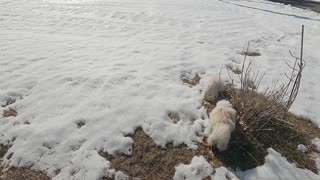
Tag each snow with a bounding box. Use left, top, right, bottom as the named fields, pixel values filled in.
left=0, top=0, right=320, bottom=179
left=174, top=148, right=320, bottom=180
left=298, top=144, right=309, bottom=153
left=114, top=171, right=129, bottom=180
left=174, top=156, right=240, bottom=180
left=313, top=138, right=320, bottom=150
left=312, top=138, right=320, bottom=173
left=238, top=148, right=320, bottom=180
left=173, top=156, right=214, bottom=180
left=213, top=167, right=239, bottom=180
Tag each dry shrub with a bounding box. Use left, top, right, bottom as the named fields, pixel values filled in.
left=232, top=42, right=305, bottom=135
left=224, top=41, right=318, bottom=172
left=225, top=85, right=317, bottom=172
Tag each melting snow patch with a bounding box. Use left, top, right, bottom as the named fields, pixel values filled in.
left=298, top=144, right=309, bottom=153
left=1, top=0, right=320, bottom=179
left=213, top=167, right=239, bottom=180
left=312, top=138, right=320, bottom=150
left=239, top=148, right=320, bottom=180
left=173, top=156, right=213, bottom=180
left=114, top=171, right=129, bottom=180
left=312, top=138, right=320, bottom=174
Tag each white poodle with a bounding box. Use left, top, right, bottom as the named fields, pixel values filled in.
left=204, top=76, right=224, bottom=102
left=207, top=100, right=236, bottom=152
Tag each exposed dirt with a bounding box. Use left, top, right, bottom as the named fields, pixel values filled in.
left=100, top=128, right=213, bottom=180
left=101, top=85, right=320, bottom=179
left=3, top=108, right=17, bottom=118
left=240, top=51, right=261, bottom=57
left=2, top=99, right=18, bottom=118
left=0, top=165, right=50, bottom=180
left=0, top=146, right=9, bottom=159
left=181, top=72, right=201, bottom=87
left=0, top=86, right=318, bottom=179
left=0, top=145, right=49, bottom=180
left=100, top=127, right=269, bottom=179
left=1, top=99, right=49, bottom=180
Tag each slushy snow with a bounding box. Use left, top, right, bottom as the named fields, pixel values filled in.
left=173, top=156, right=214, bottom=180
left=176, top=148, right=320, bottom=180
left=238, top=148, right=320, bottom=180
left=298, top=144, right=309, bottom=153
left=312, top=138, right=320, bottom=174
left=174, top=156, right=239, bottom=180
left=0, top=0, right=320, bottom=179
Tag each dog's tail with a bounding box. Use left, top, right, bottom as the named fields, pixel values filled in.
left=207, top=123, right=232, bottom=151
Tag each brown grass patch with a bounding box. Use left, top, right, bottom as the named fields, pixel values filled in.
left=2, top=99, right=18, bottom=118
left=0, top=146, right=49, bottom=180
left=181, top=72, right=201, bottom=86
left=100, top=126, right=276, bottom=179
left=240, top=51, right=261, bottom=57
left=3, top=108, right=17, bottom=117
left=100, top=128, right=213, bottom=180
left=286, top=113, right=320, bottom=140
left=0, top=165, right=50, bottom=180
left=0, top=145, right=9, bottom=159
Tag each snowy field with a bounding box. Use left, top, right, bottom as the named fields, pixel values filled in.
left=0, top=0, right=320, bottom=179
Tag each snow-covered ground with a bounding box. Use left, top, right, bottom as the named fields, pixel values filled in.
left=0, top=0, right=319, bottom=179
left=174, top=148, right=320, bottom=180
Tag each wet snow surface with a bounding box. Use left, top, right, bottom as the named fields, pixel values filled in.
left=0, top=0, right=320, bottom=179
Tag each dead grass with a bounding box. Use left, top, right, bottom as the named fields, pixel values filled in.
left=100, top=82, right=319, bottom=179
left=286, top=113, right=320, bottom=140
left=0, top=85, right=318, bottom=179
left=100, top=128, right=212, bottom=180
left=181, top=72, right=201, bottom=86
left=240, top=51, right=261, bottom=57
left=222, top=84, right=319, bottom=173
left=0, top=165, right=50, bottom=180
left=3, top=108, right=17, bottom=117
left=0, top=142, right=48, bottom=180
left=2, top=99, right=18, bottom=118
left=100, top=127, right=274, bottom=179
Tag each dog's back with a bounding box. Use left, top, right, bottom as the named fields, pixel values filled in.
left=207, top=122, right=233, bottom=151
left=207, top=100, right=236, bottom=151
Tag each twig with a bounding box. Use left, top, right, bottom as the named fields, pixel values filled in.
left=241, top=42, right=250, bottom=91
left=240, top=147, right=260, bottom=165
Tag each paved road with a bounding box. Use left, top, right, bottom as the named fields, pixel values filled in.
left=269, top=0, right=320, bottom=13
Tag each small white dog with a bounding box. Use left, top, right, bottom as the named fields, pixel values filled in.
left=207, top=100, right=236, bottom=152
left=204, top=76, right=224, bottom=102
